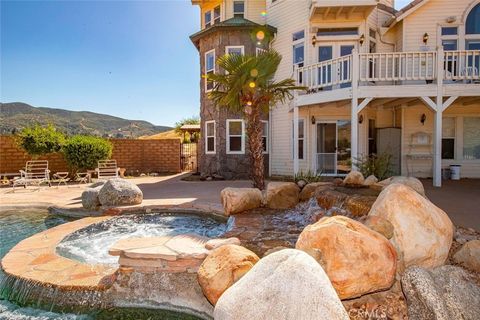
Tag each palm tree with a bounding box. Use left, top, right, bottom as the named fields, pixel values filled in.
left=208, top=50, right=305, bottom=190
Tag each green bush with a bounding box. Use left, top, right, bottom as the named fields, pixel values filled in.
left=354, top=153, right=393, bottom=180
left=63, top=135, right=113, bottom=171
left=16, top=124, right=66, bottom=157
left=294, top=170, right=324, bottom=184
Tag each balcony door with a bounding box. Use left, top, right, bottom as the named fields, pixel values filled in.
left=317, top=42, right=355, bottom=89
left=316, top=120, right=352, bottom=175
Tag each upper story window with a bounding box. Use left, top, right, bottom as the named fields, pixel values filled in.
left=214, top=6, right=221, bottom=24
left=204, top=11, right=212, bottom=28
left=233, top=1, right=245, bottom=18
left=466, top=3, right=480, bottom=35
left=317, top=28, right=358, bottom=36
left=440, top=27, right=459, bottom=52
left=292, top=30, right=305, bottom=68
left=226, top=46, right=244, bottom=56
left=205, top=49, right=215, bottom=92
left=441, top=27, right=458, bottom=36
left=227, top=119, right=245, bottom=154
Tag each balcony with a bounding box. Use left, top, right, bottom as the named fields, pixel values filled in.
left=310, top=0, right=377, bottom=20
left=295, top=49, right=480, bottom=105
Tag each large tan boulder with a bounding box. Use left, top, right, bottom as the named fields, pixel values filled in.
left=343, top=194, right=376, bottom=217
left=343, top=171, right=365, bottom=186
left=197, top=244, right=259, bottom=305
left=265, top=182, right=300, bottom=209
left=298, top=182, right=332, bottom=201
left=363, top=175, right=378, bottom=186
left=379, top=176, right=426, bottom=197
left=214, top=249, right=349, bottom=320
left=369, top=183, right=453, bottom=271
left=316, top=189, right=347, bottom=209
left=453, top=240, right=480, bottom=273
left=296, top=216, right=397, bottom=299
left=220, top=188, right=263, bottom=216
left=360, top=215, right=395, bottom=240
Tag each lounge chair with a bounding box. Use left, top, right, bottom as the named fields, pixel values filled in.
left=12, top=160, right=51, bottom=190
left=96, top=160, right=119, bottom=180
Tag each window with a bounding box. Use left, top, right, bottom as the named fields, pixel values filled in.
left=442, top=117, right=455, bottom=160
left=317, top=28, right=358, bottom=36
left=442, top=39, right=458, bottom=51
left=233, top=1, right=245, bottom=18
left=227, top=120, right=245, bottom=154
left=369, top=28, right=377, bottom=54
left=205, top=49, right=215, bottom=92
left=205, top=121, right=216, bottom=154
left=226, top=46, right=244, bottom=56
left=292, top=30, right=305, bottom=41
left=204, top=11, right=212, bottom=28
left=292, top=119, right=305, bottom=160
left=293, top=30, right=305, bottom=82
left=214, top=6, right=221, bottom=24
left=441, top=27, right=458, bottom=36
left=463, top=117, right=480, bottom=160
left=261, top=121, right=269, bottom=153
left=466, top=3, right=480, bottom=35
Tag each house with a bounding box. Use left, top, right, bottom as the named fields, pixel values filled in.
left=191, top=0, right=480, bottom=187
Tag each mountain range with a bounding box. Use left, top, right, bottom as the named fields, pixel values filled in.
left=0, top=102, right=171, bottom=138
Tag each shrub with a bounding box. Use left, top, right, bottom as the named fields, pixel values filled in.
left=294, top=170, right=324, bottom=184
left=354, top=153, right=393, bottom=180
left=63, top=135, right=113, bottom=171
left=16, top=124, right=66, bottom=157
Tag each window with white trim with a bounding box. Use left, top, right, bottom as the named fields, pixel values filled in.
left=292, top=119, right=305, bottom=160
left=205, top=49, right=215, bottom=92
left=227, top=119, right=245, bottom=154
left=205, top=121, right=216, bottom=154
left=442, top=117, right=455, bottom=160
left=214, top=6, right=220, bottom=24
left=204, top=6, right=221, bottom=28
left=226, top=46, right=244, bottom=56
left=233, top=1, right=245, bottom=18
left=292, top=30, right=305, bottom=83
left=463, top=117, right=480, bottom=160
left=204, top=11, right=212, bottom=28
left=261, top=120, right=269, bottom=154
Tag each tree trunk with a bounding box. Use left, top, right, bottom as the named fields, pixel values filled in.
left=246, top=105, right=265, bottom=190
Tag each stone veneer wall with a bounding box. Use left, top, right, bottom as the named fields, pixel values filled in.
left=0, top=135, right=181, bottom=175
left=198, top=29, right=269, bottom=180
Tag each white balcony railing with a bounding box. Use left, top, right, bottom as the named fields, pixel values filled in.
left=296, top=49, right=480, bottom=91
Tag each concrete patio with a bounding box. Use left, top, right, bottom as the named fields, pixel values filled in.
left=0, top=174, right=478, bottom=230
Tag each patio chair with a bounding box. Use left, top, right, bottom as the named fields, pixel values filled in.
left=460, top=66, right=480, bottom=83
left=12, top=160, right=51, bottom=190
left=96, top=160, right=119, bottom=180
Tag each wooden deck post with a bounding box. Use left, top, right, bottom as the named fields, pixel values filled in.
left=351, top=49, right=360, bottom=171
left=433, top=47, right=445, bottom=187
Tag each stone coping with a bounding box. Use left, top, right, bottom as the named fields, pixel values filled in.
left=1, top=216, right=118, bottom=290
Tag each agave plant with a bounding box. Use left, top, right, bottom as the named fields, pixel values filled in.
left=207, top=50, right=305, bottom=190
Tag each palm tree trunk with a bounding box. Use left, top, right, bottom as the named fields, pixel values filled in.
left=246, top=105, right=265, bottom=190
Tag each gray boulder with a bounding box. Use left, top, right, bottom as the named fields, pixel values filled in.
left=401, top=265, right=480, bottom=320
left=98, top=178, right=143, bottom=206
left=81, top=186, right=102, bottom=210
left=214, top=249, right=349, bottom=320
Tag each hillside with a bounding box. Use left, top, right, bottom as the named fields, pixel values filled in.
left=0, top=102, right=171, bottom=138
left=139, top=129, right=182, bottom=140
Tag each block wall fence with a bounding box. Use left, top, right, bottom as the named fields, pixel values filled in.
left=0, top=135, right=181, bottom=175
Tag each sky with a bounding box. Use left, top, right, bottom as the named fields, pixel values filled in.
left=1, top=0, right=412, bottom=127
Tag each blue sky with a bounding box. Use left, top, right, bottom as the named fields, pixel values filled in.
left=1, top=0, right=412, bottom=127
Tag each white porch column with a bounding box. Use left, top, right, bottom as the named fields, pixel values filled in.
left=293, top=99, right=299, bottom=176
left=351, top=49, right=360, bottom=170
left=433, top=47, right=445, bottom=187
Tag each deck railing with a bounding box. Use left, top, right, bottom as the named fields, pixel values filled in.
left=296, top=49, right=480, bottom=91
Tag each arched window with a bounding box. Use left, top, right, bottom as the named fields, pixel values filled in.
left=465, top=3, right=480, bottom=51
left=466, top=3, right=480, bottom=34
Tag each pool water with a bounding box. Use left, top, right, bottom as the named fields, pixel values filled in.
left=57, top=213, right=228, bottom=265
left=0, top=209, right=209, bottom=319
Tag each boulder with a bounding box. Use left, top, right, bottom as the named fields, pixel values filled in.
left=343, top=194, right=376, bottom=217
left=214, top=249, right=349, bottom=320
left=197, top=245, right=259, bottom=305
left=363, top=175, right=378, bottom=186
left=316, top=189, right=347, bottom=209
left=360, top=215, right=394, bottom=239
left=296, top=216, right=397, bottom=299
left=369, top=183, right=453, bottom=271
left=81, top=186, right=102, bottom=210
left=89, top=181, right=105, bottom=189
left=220, top=188, right=263, bottom=216
left=265, top=182, right=300, bottom=209
left=97, top=178, right=143, bottom=206
left=453, top=240, right=480, bottom=272
left=296, top=179, right=307, bottom=189
left=204, top=238, right=241, bottom=250
left=401, top=265, right=480, bottom=320
left=299, top=182, right=332, bottom=202
left=343, top=171, right=365, bottom=186
left=379, top=176, right=426, bottom=197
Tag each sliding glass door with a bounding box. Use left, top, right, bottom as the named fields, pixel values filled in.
left=316, top=121, right=352, bottom=175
